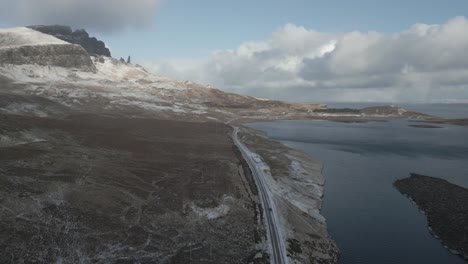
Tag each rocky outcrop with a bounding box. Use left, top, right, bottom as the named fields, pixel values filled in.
left=395, top=174, right=468, bottom=261
left=28, top=25, right=111, bottom=57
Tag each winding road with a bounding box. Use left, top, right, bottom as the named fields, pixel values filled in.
left=231, top=127, right=288, bottom=264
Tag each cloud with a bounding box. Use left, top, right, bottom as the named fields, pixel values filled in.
left=0, top=0, right=160, bottom=32
left=147, top=17, right=468, bottom=103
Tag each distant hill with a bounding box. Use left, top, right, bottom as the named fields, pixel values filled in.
left=28, top=25, right=111, bottom=57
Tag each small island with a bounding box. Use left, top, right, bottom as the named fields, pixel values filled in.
left=408, top=124, right=443, bottom=129
left=394, top=173, right=468, bottom=262
left=410, top=118, right=468, bottom=127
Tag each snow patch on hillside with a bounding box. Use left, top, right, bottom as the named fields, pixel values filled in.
left=0, top=57, right=193, bottom=91
left=0, top=27, right=67, bottom=49
left=0, top=49, right=237, bottom=117
left=0, top=102, right=49, bottom=117
left=0, top=131, right=47, bottom=147
left=0, top=64, right=91, bottom=84
left=190, top=203, right=231, bottom=220
left=110, top=99, right=186, bottom=113
left=94, top=57, right=149, bottom=80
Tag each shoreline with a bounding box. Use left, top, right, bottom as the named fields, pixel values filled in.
left=401, top=192, right=466, bottom=258
left=239, top=116, right=467, bottom=263
left=236, top=124, right=339, bottom=263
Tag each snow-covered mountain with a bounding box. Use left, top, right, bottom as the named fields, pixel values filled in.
left=0, top=27, right=325, bottom=123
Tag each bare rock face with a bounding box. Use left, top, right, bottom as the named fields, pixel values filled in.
left=28, top=25, right=111, bottom=57
left=0, top=44, right=96, bottom=72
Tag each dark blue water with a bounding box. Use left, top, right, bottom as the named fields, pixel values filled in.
left=248, top=118, right=468, bottom=264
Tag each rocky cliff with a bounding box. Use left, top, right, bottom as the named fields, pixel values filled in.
left=0, top=44, right=96, bottom=72
left=28, top=25, right=111, bottom=57
left=0, top=27, right=96, bottom=72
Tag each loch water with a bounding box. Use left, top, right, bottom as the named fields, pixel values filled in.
left=248, top=105, right=468, bottom=264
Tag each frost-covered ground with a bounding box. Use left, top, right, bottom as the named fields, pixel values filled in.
left=0, top=130, right=47, bottom=147
left=0, top=113, right=262, bottom=263
left=0, top=102, right=49, bottom=117
left=0, top=58, right=226, bottom=118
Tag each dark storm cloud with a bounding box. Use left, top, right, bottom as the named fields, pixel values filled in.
left=0, top=0, right=160, bottom=32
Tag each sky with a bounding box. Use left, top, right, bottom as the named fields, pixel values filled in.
left=1, top=0, right=468, bottom=103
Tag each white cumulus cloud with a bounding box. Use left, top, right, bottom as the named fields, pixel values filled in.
left=147, top=17, right=468, bottom=103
